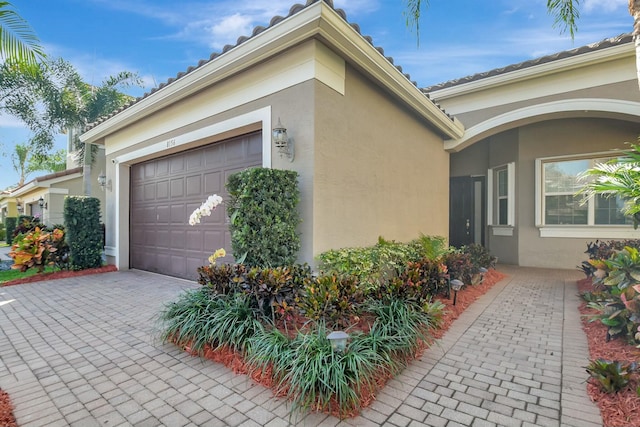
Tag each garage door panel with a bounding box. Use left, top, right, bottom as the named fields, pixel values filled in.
left=204, top=172, right=222, bottom=194
left=186, top=229, right=204, bottom=251
left=156, top=230, right=170, bottom=248
left=170, top=156, right=184, bottom=173
left=186, top=175, right=201, bottom=196
left=170, top=230, right=185, bottom=250
left=170, top=205, right=186, bottom=223
left=144, top=183, right=156, bottom=200
left=170, top=178, right=185, bottom=199
left=131, top=132, right=261, bottom=280
left=157, top=181, right=169, bottom=199
left=144, top=163, right=156, bottom=179
left=187, top=151, right=202, bottom=169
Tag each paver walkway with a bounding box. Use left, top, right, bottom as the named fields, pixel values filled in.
left=0, top=267, right=602, bottom=426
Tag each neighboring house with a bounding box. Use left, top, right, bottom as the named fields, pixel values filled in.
left=79, top=0, right=640, bottom=278
left=427, top=34, right=640, bottom=269
left=0, top=146, right=107, bottom=228
left=80, top=1, right=463, bottom=279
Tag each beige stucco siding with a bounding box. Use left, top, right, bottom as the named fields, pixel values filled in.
left=452, top=118, right=640, bottom=269
left=312, top=65, right=449, bottom=255
left=517, top=118, right=640, bottom=268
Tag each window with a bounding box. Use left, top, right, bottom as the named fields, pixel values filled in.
left=536, top=154, right=632, bottom=237
left=488, top=162, right=515, bottom=232
left=497, top=168, right=509, bottom=225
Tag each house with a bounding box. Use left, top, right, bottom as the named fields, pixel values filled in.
left=80, top=0, right=640, bottom=279
left=427, top=34, right=640, bottom=269
left=79, top=0, right=463, bottom=279
left=0, top=143, right=107, bottom=230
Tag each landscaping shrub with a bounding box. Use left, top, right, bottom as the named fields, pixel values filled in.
left=159, top=289, right=262, bottom=354
left=0, top=226, right=5, bottom=242
left=4, top=217, right=16, bottom=245
left=9, top=227, right=65, bottom=272
left=12, top=215, right=39, bottom=239
left=226, top=168, right=300, bottom=267
left=299, top=274, right=364, bottom=328
left=373, top=257, right=448, bottom=304
left=462, top=243, right=497, bottom=270
left=443, top=250, right=475, bottom=285
left=197, top=263, right=312, bottom=321
left=64, top=196, right=103, bottom=270
left=580, top=239, right=640, bottom=277
left=318, top=235, right=448, bottom=292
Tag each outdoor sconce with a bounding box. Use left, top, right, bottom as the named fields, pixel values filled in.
left=16, top=203, right=23, bottom=213
left=450, top=279, right=464, bottom=306
left=327, top=330, right=350, bottom=352
left=38, top=196, right=47, bottom=210
left=272, top=118, right=294, bottom=162
left=97, top=171, right=112, bottom=191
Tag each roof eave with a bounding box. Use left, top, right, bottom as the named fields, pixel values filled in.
left=82, top=2, right=463, bottom=144
left=429, top=42, right=634, bottom=100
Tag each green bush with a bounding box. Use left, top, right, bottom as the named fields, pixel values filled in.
left=0, top=225, right=5, bottom=242
left=197, top=263, right=312, bottom=321
left=226, top=168, right=300, bottom=267
left=5, top=217, right=16, bottom=245
left=299, top=274, right=364, bottom=328
left=318, top=235, right=448, bottom=292
left=64, top=196, right=103, bottom=270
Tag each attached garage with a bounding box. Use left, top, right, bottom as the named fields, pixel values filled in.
left=129, top=132, right=261, bottom=279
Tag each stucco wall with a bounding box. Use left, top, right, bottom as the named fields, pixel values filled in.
left=312, top=65, right=449, bottom=255
left=517, top=118, right=640, bottom=269
left=452, top=117, right=640, bottom=269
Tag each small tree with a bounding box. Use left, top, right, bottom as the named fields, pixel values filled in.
left=63, top=196, right=103, bottom=270
left=579, top=139, right=640, bottom=227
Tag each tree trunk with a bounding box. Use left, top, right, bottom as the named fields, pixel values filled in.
left=631, top=0, right=640, bottom=90
left=83, top=141, right=92, bottom=196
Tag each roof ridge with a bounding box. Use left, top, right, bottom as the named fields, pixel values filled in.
left=423, top=33, right=634, bottom=93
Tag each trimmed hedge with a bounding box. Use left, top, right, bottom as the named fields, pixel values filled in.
left=64, top=196, right=103, bottom=270
left=227, top=168, right=300, bottom=267
left=5, top=217, right=16, bottom=245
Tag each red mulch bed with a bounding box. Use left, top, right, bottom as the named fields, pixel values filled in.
left=0, top=389, right=17, bottom=427
left=182, top=268, right=506, bottom=417
left=1, top=265, right=118, bottom=287
left=577, top=278, right=640, bottom=427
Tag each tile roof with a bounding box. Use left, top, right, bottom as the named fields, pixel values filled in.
left=9, top=167, right=83, bottom=193
left=84, top=0, right=452, bottom=132
left=423, top=33, right=634, bottom=93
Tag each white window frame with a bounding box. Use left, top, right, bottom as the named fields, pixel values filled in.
left=535, top=152, right=640, bottom=238
left=487, top=162, right=515, bottom=236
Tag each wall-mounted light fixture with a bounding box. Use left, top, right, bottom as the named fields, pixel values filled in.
left=38, top=196, right=47, bottom=210
left=16, top=201, right=23, bottom=213
left=272, top=118, right=294, bottom=162
left=97, top=171, right=112, bottom=191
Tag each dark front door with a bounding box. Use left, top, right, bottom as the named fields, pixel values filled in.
left=450, top=176, right=485, bottom=248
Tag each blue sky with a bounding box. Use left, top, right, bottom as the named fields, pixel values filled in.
left=0, top=0, right=632, bottom=190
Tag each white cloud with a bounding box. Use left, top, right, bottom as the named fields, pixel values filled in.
left=583, top=0, right=627, bottom=13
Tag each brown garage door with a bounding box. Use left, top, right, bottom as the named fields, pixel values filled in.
left=130, top=132, right=262, bottom=279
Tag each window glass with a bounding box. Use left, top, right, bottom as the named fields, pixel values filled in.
left=542, top=156, right=630, bottom=226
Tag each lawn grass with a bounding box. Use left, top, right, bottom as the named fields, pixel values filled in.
left=0, top=266, right=55, bottom=285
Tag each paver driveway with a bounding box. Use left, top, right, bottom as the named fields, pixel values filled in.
left=0, top=267, right=602, bottom=426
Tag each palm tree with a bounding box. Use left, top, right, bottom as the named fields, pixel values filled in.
left=11, top=143, right=30, bottom=187
left=406, top=1, right=640, bottom=89
left=579, top=139, right=640, bottom=227
left=0, top=1, right=45, bottom=66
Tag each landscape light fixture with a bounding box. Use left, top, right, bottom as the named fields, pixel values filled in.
left=327, top=330, right=350, bottom=352
left=272, top=118, right=294, bottom=162
left=450, top=279, right=464, bottom=306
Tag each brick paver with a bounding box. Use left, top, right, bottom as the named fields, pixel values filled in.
left=0, top=267, right=602, bottom=426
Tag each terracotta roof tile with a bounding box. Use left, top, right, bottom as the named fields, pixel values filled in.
left=84, top=0, right=452, bottom=132
left=423, top=33, right=634, bottom=93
